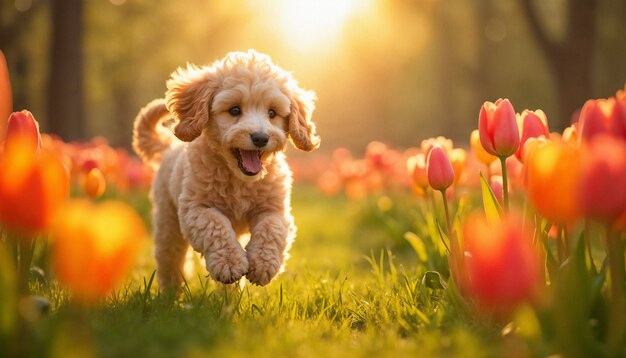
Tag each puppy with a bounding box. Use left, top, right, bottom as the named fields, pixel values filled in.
left=132, top=50, right=319, bottom=288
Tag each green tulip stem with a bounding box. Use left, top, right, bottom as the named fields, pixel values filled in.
left=499, top=156, right=509, bottom=212
left=440, top=189, right=452, bottom=237
left=607, top=229, right=625, bottom=356
left=17, top=236, right=35, bottom=296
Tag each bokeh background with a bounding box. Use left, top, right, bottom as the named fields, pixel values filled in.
left=2, top=0, right=625, bottom=152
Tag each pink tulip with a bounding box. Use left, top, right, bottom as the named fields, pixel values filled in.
left=578, top=98, right=626, bottom=142
left=479, top=99, right=520, bottom=158
left=426, top=146, right=454, bottom=191
left=579, top=135, right=626, bottom=222
left=489, top=175, right=504, bottom=204
left=515, top=109, right=549, bottom=162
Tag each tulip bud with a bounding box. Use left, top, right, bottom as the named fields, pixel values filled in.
left=490, top=175, right=504, bottom=204
left=562, top=124, right=579, bottom=147
left=83, top=168, right=106, bottom=198
left=4, top=110, right=41, bottom=153
left=478, top=99, right=520, bottom=158
left=407, top=152, right=428, bottom=189
left=470, top=129, right=497, bottom=165
left=463, top=213, right=542, bottom=317
left=427, top=146, right=455, bottom=191
left=525, top=140, right=581, bottom=224
left=515, top=110, right=549, bottom=162
left=421, top=136, right=453, bottom=155
left=579, top=135, right=626, bottom=222
left=578, top=98, right=626, bottom=142
left=51, top=200, right=146, bottom=302
left=0, top=139, right=69, bottom=235
left=449, top=148, right=467, bottom=184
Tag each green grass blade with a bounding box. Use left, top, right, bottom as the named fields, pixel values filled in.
left=480, top=171, right=503, bottom=222
left=404, top=232, right=428, bottom=262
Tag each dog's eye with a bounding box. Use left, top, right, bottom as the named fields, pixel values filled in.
left=268, top=109, right=277, bottom=119
left=228, top=106, right=241, bottom=117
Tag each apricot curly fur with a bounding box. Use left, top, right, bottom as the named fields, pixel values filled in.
left=132, top=50, right=319, bottom=288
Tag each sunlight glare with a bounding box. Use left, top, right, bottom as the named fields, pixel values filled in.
left=275, top=0, right=371, bottom=51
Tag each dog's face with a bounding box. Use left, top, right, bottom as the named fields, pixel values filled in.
left=210, top=75, right=291, bottom=179
left=165, top=50, right=320, bottom=181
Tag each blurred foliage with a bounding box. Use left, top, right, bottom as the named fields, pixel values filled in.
left=2, top=0, right=626, bottom=150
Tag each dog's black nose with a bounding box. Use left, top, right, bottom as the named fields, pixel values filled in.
left=250, top=132, right=269, bottom=147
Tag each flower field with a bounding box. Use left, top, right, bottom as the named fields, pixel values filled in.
left=1, top=45, right=626, bottom=357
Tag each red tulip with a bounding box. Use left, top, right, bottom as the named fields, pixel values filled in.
left=0, top=50, right=11, bottom=142
left=479, top=99, right=520, bottom=158
left=463, top=213, right=542, bottom=316
left=578, top=98, right=626, bottom=142
left=579, top=135, right=626, bottom=222
left=426, top=146, right=454, bottom=191
left=515, top=109, right=549, bottom=162
left=4, top=110, right=41, bottom=153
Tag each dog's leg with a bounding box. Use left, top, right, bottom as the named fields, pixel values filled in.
left=154, top=199, right=189, bottom=290
left=246, top=212, right=295, bottom=286
left=179, top=204, right=248, bottom=284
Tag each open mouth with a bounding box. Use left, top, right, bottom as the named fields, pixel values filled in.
left=231, top=148, right=264, bottom=176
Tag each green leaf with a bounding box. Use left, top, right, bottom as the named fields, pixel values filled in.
left=404, top=232, right=428, bottom=262
left=480, top=172, right=502, bottom=222
left=435, top=220, right=451, bottom=254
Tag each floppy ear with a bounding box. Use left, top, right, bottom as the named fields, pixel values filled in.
left=165, top=65, right=216, bottom=142
left=288, top=86, right=320, bottom=151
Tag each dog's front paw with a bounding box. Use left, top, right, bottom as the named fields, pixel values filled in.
left=246, top=247, right=282, bottom=286
left=205, top=247, right=249, bottom=284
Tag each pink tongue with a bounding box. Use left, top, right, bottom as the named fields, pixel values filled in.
left=240, top=150, right=261, bottom=173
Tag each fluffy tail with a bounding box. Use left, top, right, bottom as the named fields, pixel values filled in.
left=132, top=98, right=176, bottom=167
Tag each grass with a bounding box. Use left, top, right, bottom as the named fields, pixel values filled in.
left=20, top=186, right=507, bottom=357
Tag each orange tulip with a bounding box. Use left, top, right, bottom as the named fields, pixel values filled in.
left=421, top=136, right=453, bottom=155
left=515, top=109, right=549, bottom=162
left=0, top=135, right=69, bottom=236
left=579, top=135, right=626, bottom=222
left=406, top=152, right=428, bottom=189
left=0, top=50, right=12, bottom=141
left=578, top=97, right=626, bottom=142
left=470, top=129, right=497, bottom=166
left=426, top=146, right=454, bottom=191
left=478, top=99, right=520, bottom=158
left=82, top=168, right=106, bottom=198
left=449, top=148, right=467, bottom=185
left=525, top=140, right=581, bottom=224
left=463, top=213, right=542, bottom=316
left=51, top=200, right=146, bottom=302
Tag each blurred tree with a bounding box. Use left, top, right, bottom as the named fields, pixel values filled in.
left=520, top=0, right=596, bottom=130
left=0, top=0, right=42, bottom=113
left=47, top=0, right=85, bottom=141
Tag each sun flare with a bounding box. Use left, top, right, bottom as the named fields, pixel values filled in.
left=273, top=0, right=371, bottom=51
